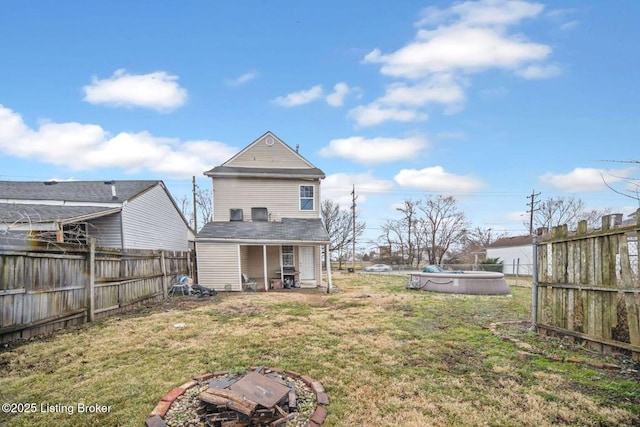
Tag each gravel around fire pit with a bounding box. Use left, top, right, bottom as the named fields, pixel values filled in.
left=154, top=368, right=325, bottom=427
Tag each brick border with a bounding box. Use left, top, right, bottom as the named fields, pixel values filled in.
left=146, top=367, right=329, bottom=426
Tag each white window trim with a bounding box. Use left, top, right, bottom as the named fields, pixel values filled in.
left=299, top=184, right=315, bottom=211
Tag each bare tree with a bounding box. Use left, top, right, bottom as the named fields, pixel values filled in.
left=321, top=199, right=366, bottom=269
left=418, top=195, right=469, bottom=265
left=452, top=226, right=507, bottom=266
left=380, top=218, right=407, bottom=265
left=600, top=161, right=640, bottom=204
left=378, top=195, right=469, bottom=267
left=395, top=199, right=419, bottom=266
left=464, top=226, right=507, bottom=248
left=177, top=186, right=214, bottom=232
left=530, top=196, right=611, bottom=231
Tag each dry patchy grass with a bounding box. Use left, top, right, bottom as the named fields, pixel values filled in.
left=0, top=273, right=638, bottom=426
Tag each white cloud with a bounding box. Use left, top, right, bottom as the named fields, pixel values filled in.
left=364, top=25, right=550, bottom=78
left=539, top=167, right=636, bottom=193
left=83, top=69, right=187, bottom=112
left=515, top=63, right=561, bottom=79
left=320, top=135, right=429, bottom=164
left=326, top=82, right=352, bottom=107
left=272, top=85, right=324, bottom=107
left=416, top=0, right=544, bottom=27
left=348, top=104, right=428, bottom=128
left=0, top=104, right=236, bottom=178
left=322, top=172, right=394, bottom=205
left=226, top=71, right=259, bottom=86
left=394, top=166, right=485, bottom=192
left=379, top=75, right=466, bottom=107
left=353, top=0, right=557, bottom=126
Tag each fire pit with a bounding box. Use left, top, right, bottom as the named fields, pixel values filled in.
left=146, top=367, right=329, bottom=426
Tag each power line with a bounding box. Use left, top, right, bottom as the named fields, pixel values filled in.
left=351, top=184, right=357, bottom=269
left=526, top=190, right=541, bottom=235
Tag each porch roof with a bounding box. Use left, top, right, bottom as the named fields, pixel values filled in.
left=0, top=203, right=121, bottom=225
left=196, top=218, right=330, bottom=244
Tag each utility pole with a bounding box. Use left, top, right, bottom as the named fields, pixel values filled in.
left=192, top=176, right=198, bottom=231
left=351, top=185, right=357, bottom=270
left=526, top=190, right=541, bottom=235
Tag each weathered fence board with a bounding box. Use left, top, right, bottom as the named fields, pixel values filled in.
left=537, top=211, right=640, bottom=360
left=0, top=239, right=191, bottom=342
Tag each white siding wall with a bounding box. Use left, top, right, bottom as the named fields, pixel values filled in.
left=196, top=242, right=241, bottom=291
left=485, top=245, right=534, bottom=275
left=88, top=213, right=122, bottom=249
left=213, top=178, right=319, bottom=221
left=122, top=184, right=190, bottom=251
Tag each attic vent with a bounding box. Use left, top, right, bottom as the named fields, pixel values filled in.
left=251, top=207, right=268, bottom=222
left=230, top=209, right=243, bottom=222
left=104, top=180, right=115, bottom=185
left=44, top=181, right=58, bottom=185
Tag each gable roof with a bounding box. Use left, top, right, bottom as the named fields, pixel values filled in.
left=204, top=131, right=325, bottom=179
left=0, top=180, right=192, bottom=232
left=196, top=218, right=330, bottom=244
left=0, top=180, right=159, bottom=204
left=487, top=235, right=534, bottom=248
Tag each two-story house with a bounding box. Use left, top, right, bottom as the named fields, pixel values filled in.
left=195, top=132, right=332, bottom=292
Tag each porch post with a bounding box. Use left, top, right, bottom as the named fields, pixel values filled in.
left=325, top=244, right=333, bottom=293
left=263, top=245, right=268, bottom=291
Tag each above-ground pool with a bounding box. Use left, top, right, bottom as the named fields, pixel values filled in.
left=407, top=269, right=511, bottom=295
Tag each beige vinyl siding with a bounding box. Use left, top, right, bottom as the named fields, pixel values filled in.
left=196, top=242, right=241, bottom=291
left=228, top=137, right=311, bottom=169
left=213, top=178, right=319, bottom=221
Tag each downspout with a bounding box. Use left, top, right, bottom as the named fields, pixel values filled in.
left=263, top=244, right=268, bottom=291
left=325, top=244, right=332, bottom=293
left=530, top=234, right=538, bottom=332
left=119, top=208, right=126, bottom=250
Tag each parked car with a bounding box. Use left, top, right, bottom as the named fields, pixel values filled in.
left=364, top=264, right=393, bottom=272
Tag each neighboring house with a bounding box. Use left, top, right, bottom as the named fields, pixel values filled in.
left=485, top=235, right=535, bottom=275
left=0, top=180, right=192, bottom=251
left=196, top=131, right=332, bottom=292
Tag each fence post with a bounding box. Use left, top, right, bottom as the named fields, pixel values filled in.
left=160, top=250, right=168, bottom=299
left=87, top=238, right=95, bottom=322
left=530, top=234, right=538, bottom=332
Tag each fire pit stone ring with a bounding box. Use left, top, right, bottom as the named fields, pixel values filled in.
left=146, top=367, right=329, bottom=426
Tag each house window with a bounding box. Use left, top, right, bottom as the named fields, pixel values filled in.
left=299, top=185, right=314, bottom=211
left=282, top=245, right=294, bottom=267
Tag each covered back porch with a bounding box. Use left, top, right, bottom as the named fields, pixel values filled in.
left=240, top=243, right=331, bottom=291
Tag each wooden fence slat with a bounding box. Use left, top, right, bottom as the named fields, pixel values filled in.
left=538, top=219, right=640, bottom=360
left=1, top=242, right=191, bottom=343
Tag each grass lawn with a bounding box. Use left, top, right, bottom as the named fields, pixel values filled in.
left=1, top=273, right=638, bottom=426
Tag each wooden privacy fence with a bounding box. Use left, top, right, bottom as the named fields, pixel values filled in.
left=536, top=211, right=640, bottom=360
left=0, top=238, right=192, bottom=343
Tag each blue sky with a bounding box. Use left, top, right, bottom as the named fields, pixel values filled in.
left=1, top=0, right=639, bottom=246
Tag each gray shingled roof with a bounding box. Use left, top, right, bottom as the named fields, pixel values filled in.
left=0, top=203, right=120, bottom=224
left=487, top=235, right=534, bottom=248
left=196, top=218, right=330, bottom=243
left=0, top=180, right=159, bottom=203
left=204, top=166, right=325, bottom=179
